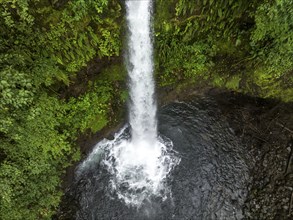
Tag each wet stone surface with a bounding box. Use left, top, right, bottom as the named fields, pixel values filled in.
left=211, top=91, right=293, bottom=220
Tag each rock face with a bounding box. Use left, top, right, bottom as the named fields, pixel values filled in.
left=209, top=90, right=293, bottom=219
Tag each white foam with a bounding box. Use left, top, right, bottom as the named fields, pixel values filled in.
left=106, top=137, right=179, bottom=206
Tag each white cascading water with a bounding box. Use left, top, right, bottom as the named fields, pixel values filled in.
left=77, top=0, right=180, bottom=207
left=126, top=0, right=157, bottom=144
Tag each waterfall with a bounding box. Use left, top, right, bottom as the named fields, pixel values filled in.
left=127, top=0, right=157, bottom=144
left=77, top=0, right=180, bottom=207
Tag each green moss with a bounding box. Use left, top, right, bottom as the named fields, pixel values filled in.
left=98, top=64, right=126, bottom=82
left=154, top=0, right=175, bottom=35
left=212, top=75, right=226, bottom=88
left=244, top=67, right=293, bottom=102
left=119, top=90, right=128, bottom=102
left=225, top=75, right=241, bottom=90
left=88, top=114, right=108, bottom=133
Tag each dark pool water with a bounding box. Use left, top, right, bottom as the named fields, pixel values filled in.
left=62, top=97, right=251, bottom=220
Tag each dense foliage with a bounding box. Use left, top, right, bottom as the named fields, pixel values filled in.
left=0, top=0, right=292, bottom=219
left=0, top=0, right=123, bottom=219
left=154, top=0, right=292, bottom=101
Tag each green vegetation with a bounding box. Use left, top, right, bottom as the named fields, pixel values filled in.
left=0, top=0, right=123, bottom=219
left=0, top=0, right=292, bottom=219
left=154, top=0, right=292, bottom=101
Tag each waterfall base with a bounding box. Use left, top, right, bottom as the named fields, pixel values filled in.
left=60, top=97, right=250, bottom=220
left=76, top=126, right=180, bottom=207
